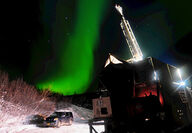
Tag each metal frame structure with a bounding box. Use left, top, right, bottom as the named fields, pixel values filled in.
left=115, top=5, right=143, bottom=62
left=88, top=118, right=111, bottom=133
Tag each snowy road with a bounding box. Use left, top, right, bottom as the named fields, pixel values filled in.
left=0, top=121, right=104, bottom=133
left=19, top=122, right=91, bottom=133
left=0, top=103, right=104, bottom=133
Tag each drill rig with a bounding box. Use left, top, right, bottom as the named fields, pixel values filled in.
left=105, top=5, right=143, bottom=67
left=115, top=5, right=143, bottom=62
left=91, top=5, right=192, bottom=133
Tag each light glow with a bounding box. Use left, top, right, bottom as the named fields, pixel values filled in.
left=177, top=69, right=182, bottom=80
left=180, top=81, right=185, bottom=86
left=91, top=120, right=105, bottom=133
left=110, top=55, right=122, bottom=64
left=153, top=71, right=158, bottom=81
left=117, top=5, right=143, bottom=62
left=173, top=81, right=186, bottom=86
left=115, top=4, right=123, bottom=16
left=104, top=54, right=123, bottom=67
left=104, top=58, right=110, bottom=67
left=173, top=68, right=188, bottom=90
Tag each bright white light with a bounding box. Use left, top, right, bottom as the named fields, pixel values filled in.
left=180, top=81, right=185, bottom=86
left=115, top=5, right=123, bottom=16
left=126, top=57, right=143, bottom=63
left=104, top=58, right=110, bottom=67
left=93, top=120, right=105, bottom=123
left=173, top=81, right=186, bottom=86
left=110, top=55, right=122, bottom=64
left=177, top=69, right=182, bottom=80
left=153, top=71, right=158, bottom=80
left=133, top=56, right=143, bottom=62
left=173, top=68, right=187, bottom=89
left=104, top=55, right=123, bottom=67
left=92, top=125, right=105, bottom=133
left=145, top=118, right=150, bottom=121
left=173, top=82, right=179, bottom=85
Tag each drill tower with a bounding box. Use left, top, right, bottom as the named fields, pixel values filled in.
left=115, top=5, right=143, bottom=62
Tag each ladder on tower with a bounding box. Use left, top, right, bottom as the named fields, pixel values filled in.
left=115, top=5, right=143, bottom=62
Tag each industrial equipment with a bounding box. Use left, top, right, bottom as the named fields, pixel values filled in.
left=91, top=5, right=192, bottom=133
left=115, top=4, right=143, bottom=62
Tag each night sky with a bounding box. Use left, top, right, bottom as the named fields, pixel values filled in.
left=0, top=0, right=192, bottom=95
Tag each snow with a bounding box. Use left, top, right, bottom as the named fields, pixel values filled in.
left=0, top=118, right=104, bottom=133
left=0, top=102, right=105, bottom=133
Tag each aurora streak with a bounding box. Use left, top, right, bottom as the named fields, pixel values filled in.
left=36, top=0, right=109, bottom=95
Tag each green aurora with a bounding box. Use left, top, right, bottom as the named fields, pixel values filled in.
left=36, top=0, right=109, bottom=95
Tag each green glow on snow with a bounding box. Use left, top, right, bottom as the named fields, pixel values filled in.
left=37, top=0, right=108, bottom=95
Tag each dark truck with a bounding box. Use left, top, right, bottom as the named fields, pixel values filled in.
left=43, top=111, right=73, bottom=128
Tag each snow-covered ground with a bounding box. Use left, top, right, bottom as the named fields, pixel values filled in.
left=0, top=102, right=105, bottom=133
left=0, top=121, right=104, bottom=133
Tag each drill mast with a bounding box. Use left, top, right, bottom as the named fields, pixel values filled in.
left=115, top=5, right=143, bottom=62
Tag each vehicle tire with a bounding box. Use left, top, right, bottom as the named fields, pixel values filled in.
left=68, top=118, right=73, bottom=126
left=56, top=120, right=61, bottom=128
